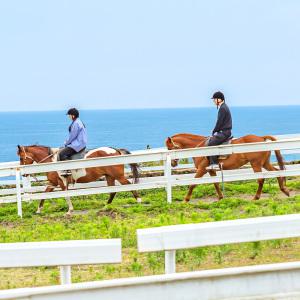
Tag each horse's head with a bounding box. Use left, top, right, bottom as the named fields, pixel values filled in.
left=166, top=134, right=206, bottom=167
left=165, top=137, right=182, bottom=167
left=17, top=145, right=51, bottom=166
left=17, top=145, right=35, bottom=165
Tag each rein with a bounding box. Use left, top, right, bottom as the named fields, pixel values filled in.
left=20, top=147, right=56, bottom=182
left=170, top=138, right=181, bottom=149
left=21, top=146, right=55, bottom=164
left=38, top=153, right=55, bottom=163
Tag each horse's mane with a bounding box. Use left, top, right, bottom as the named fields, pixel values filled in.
left=27, top=144, right=50, bottom=148
left=17, top=144, right=52, bottom=156
left=172, top=133, right=205, bottom=139
left=25, top=145, right=52, bottom=154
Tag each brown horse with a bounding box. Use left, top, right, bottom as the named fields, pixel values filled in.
left=17, top=145, right=141, bottom=215
left=165, top=133, right=290, bottom=202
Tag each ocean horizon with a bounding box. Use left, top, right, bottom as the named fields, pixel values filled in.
left=1, top=104, right=300, bottom=113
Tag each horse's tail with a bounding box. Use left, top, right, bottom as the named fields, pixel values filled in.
left=118, top=148, right=140, bottom=184
left=262, top=135, right=286, bottom=171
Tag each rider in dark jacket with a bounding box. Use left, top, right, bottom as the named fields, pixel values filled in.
left=207, top=91, right=232, bottom=171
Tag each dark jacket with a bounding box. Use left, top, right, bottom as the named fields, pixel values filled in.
left=212, top=103, right=232, bottom=135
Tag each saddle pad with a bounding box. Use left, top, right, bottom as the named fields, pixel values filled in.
left=70, top=150, right=88, bottom=160
left=204, top=136, right=234, bottom=147
left=54, top=147, right=118, bottom=183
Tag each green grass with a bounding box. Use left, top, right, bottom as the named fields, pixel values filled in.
left=1, top=177, right=300, bottom=289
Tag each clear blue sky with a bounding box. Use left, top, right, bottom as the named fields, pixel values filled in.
left=0, top=0, right=299, bottom=111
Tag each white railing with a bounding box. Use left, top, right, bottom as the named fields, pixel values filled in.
left=1, top=135, right=300, bottom=217
left=3, top=214, right=300, bottom=298
left=0, top=214, right=300, bottom=300
left=2, top=262, right=300, bottom=299
left=137, top=214, right=300, bottom=274
left=0, top=239, right=121, bottom=285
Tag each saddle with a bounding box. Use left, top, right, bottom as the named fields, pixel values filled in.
left=56, top=148, right=88, bottom=161
left=54, top=148, right=88, bottom=181
left=69, top=148, right=88, bottom=160
left=205, top=136, right=235, bottom=160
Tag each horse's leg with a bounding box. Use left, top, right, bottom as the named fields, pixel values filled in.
left=117, top=176, right=142, bottom=203
left=263, top=161, right=290, bottom=197
left=58, top=178, right=74, bottom=216
left=184, top=166, right=208, bottom=202
left=106, top=175, right=117, bottom=204
left=36, top=186, right=54, bottom=214
left=65, top=195, right=74, bottom=216
left=208, top=170, right=224, bottom=200
left=250, top=163, right=265, bottom=200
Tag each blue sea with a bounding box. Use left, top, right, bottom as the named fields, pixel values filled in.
left=1, top=106, right=300, bottom=163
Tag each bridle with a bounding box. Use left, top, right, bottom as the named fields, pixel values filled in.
left=20, top=146, right=54, bottom=164
left=170, top=138, right=181, bottom=150
left=19, top=146, right=55, bottom=181
left=20, top=146, right=35, bottom=164
left=169, top=138, right=181, bottom=165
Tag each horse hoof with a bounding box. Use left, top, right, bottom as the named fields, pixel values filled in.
left=184, top=198, right=190, bottom=203
left=137, top=198, right=142, bottom=204
left=65, top=211, right=73, bottom=217
left=36, top=210, right=41, bottom=214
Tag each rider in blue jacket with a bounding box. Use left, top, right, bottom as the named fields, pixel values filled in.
left=59, top=108, right=87, bottom=162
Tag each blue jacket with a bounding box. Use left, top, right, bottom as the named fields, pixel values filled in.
left=64, top=118, right=87, bottom=152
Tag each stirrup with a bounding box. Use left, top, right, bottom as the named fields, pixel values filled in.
left=206, top=164, right=220, bottom=171
left=61, top=170, right=72, bottom=177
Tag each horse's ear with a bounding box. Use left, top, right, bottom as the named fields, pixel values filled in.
left=17, top=145, right=21, bottom=155
left=165, top=137, right=172, bottom=147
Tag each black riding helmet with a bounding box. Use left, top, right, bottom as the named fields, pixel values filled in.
left=211, top=91, right=225, bottom=101
left=66, top=108, right=79, bottom=118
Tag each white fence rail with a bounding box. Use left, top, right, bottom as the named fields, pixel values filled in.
left=137, top=214, right=300, bottom=274
left=2, top=215, right=300, bottom=298
left=0, top=239, right=121, bottom=285
left=2, top=260, right=300, bottom=299
left=1, top=135, right=300, bottom=217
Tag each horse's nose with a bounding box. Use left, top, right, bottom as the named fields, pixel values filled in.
left=171, top=160, right=178, bottom=167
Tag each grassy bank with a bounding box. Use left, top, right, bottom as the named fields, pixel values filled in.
left=1, top=178, right=300, bottom=289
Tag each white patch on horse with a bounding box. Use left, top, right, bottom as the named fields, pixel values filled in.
left=50, top=148, right=86, bottom=183
left=86, top=147, right=117, bottom=157
left=70, top=147, right=116, bottom=182
left=50, top=148, right=60, bottom=162
left=71, top=168, right=86, bottom=181
left=54, top=147, right=117, bottom=184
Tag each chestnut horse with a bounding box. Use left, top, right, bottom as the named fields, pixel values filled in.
left=166, top=134, right=290, bottom=202
left=17, top=145, right=141, bottom=215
